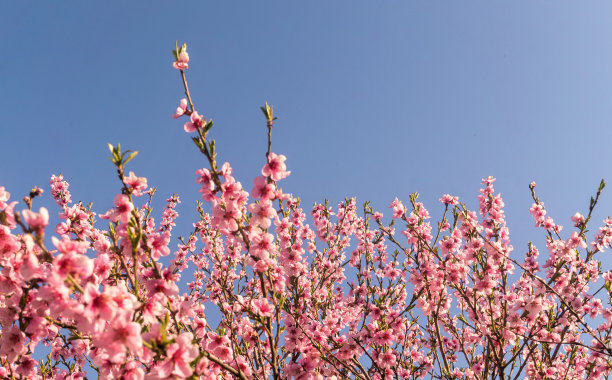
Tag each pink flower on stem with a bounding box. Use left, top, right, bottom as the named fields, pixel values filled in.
left=196, top=168, right=216, bottom=201
left=253, top=298, right=274, bottom=318
left=0, top=325, right=27, bottom=362
left=0, top=186, right=10, bottom=210
left=389, top=198, right=405, bottom=219
left=440, top=194, right=459, bottom=206
left=172, top=98, right=188, bottom=119
left=184, top=111, right=204, bottom=133
left=571, top=212, right=585, bottom=226
left=206, top=332, right=232, bottom=361
left=248, top=199, right=277, bottom=229
left=53, top=251, right=94, bottom=280
left=212, top=201, right=241, bottom=233
left=98, top=317, right=142, bottom=363
left=252, top=176, right=276, bottom=200
left=250, top=230, right=275, bottom=260
left=20, top=252, right=40, bottom=281
left=83, top=283, right=117, bottom=322
left=378, top=350, right=397, bottom=368
left=109, top=194, right=134, bottom=223
left=123, top=171, right=148, bottom=196
left=22, top=207, right=49, bottom=232
left=173, top=45, right=189, bottom=70
left=147, top=232, right=171, bottom=259
left=15, top=356, right=38, bottom=378
left=157, top=333, right=198, bottom=378
left=262, top=152, right=290, bottom=181
left=52, top=236, right=89, bottom=255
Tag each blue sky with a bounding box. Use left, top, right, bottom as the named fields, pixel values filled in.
left=2, top=2, right=612, bottom=275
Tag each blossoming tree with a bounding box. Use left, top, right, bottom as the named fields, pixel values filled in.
left=0, top=43, right=611, bottom=379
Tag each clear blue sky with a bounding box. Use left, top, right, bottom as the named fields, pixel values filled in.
left=2, top=2, right=612, bottom=266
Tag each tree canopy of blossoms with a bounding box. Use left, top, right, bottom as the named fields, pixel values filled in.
left=0, top=42, right=611, bottom=380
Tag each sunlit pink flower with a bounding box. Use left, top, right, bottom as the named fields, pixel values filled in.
left=83, top=283, right=117, bottom=322
left=52, top=236, right=89, bottom=255
left=109, top=194, right=134, bottom=223
left=172, top=98, right=188, bottom=119
left=0, top=326, right=27, bottom=362
left=379, top=350, right=396, bottom=368
left=184, top=111, right=204, bottom=133
left=253, top=298, right=274, bottom=318
left=173, top=48, right=189, bottom=70
left=389, top=198, right=405, bottom=218
left=252, top=175, right=275, bottom=200
left=98, top=317, right=142, bottom=362
left=15, top=356, right=37, bottom=378
left=440, top=194, right=458, bottom=205
left=250, top=230, right=275, bottom=260
left=212, top=201, right=241, bottom=233
left=206, top=332, right=233, bottom=361
left=22, top=207, right=49, bottom=232
left=248, top=200, right=276, bottom=228
left=0, top=187, right=10, bottom=210
left=20, top=252, right=40, bottom=281
left=123, top=171, right=148, bottom=196
left=157, top=333, right=198, bottom=378
left=262, top=152, right=290, bottom=181
left=571, top=212, right=585, bottom=226
left=147, top=232, right=171, bottom=259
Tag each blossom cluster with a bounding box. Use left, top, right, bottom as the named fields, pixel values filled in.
left=0, top=44, right=610, bottom=380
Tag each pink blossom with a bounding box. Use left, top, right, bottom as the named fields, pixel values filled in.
left=250, top=230, right=275, bottom=260
left=253, top=298, right=274, bottom=318
left=0, top=326, right=27, bottom=362
left=378, top=350, right=396, bottom=368
left=53, top=251, right=94, bottom=279
left=83, top=283, right=117, bottom=323
left=248, top=200, right=276, bottom=228
left=184, top=110, right=204, bottom=133
left=389, top=197, right=405, bottom=218
left=98, top=317, right=142, bottom=362
left=0, top=186, right=10, bottom=210
left=172, top=98, right=188, bottom=118
left=15, top=356, right=37, bottom=378
left=52, top=236, right=89, bottom=255
left=123, top=171, right=148, bottom=196
left=262, top=152, right=290, bottom=181
left=109, top=194, right=134, bottom=223
left=157, top=333, right=198, bottom=378
left=252, top=175, right=276, bottom=200
left=146, top=232, right=170, bottom=260
left=20, top=252, right=40, bottom=280
left=571, top=212, right=585, bottom=226
left=22, top=207, right=49, bottom=232
left=211, top=201, right=241, bottom=233
left=440, top=194, right=459, bottom=205
left=173, top=46, right=189, bottom=70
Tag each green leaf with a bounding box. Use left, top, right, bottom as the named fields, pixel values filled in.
left=123, top=151, right=139, bottom=166
left=192, top=136, right=204, bottom=150
left=204, top=119, right=214, bottom=134
left=107, top=143, right=120, bottom=164
left=208, top=140, right=216, bottom=157
left=172, top=41, right=179, bottom=60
